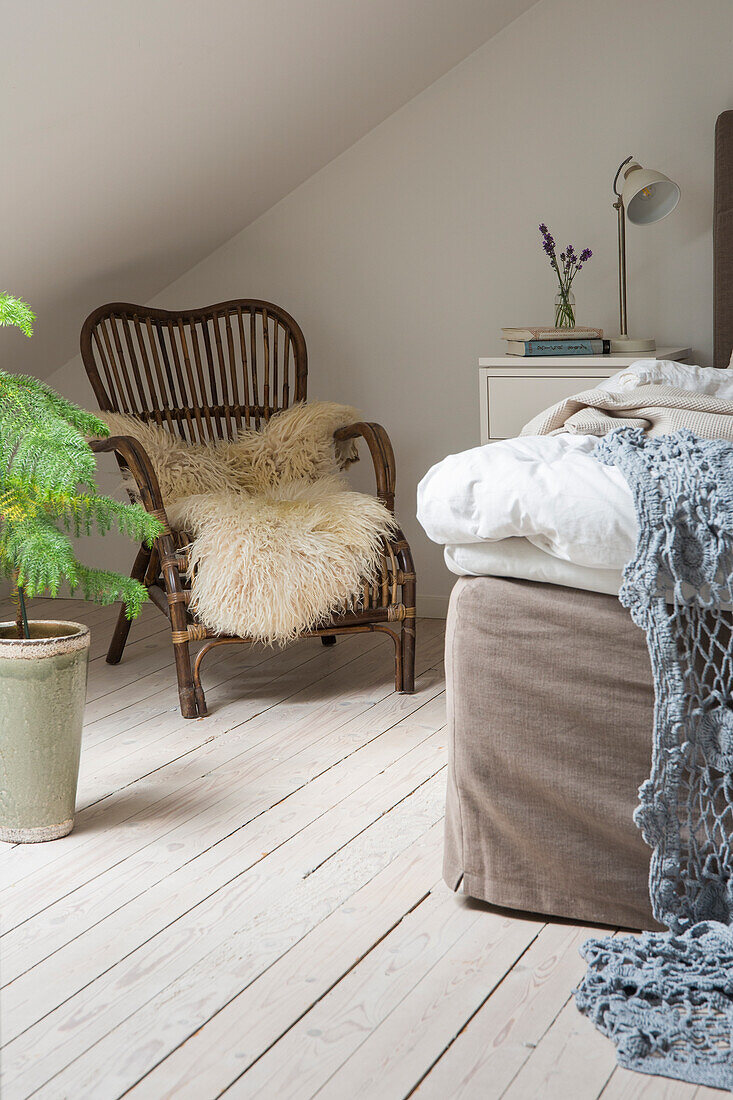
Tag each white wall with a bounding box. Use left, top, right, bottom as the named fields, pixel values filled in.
left=7, top=0, right=535, bottom=384
left=49, top=0, right=733, bottom=612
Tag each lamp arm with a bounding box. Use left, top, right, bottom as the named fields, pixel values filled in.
left=613, top=155, right=634, bottom=197
left=614, top=195, right=628, bottom=337
left=613, top=155, right=634, bottom=337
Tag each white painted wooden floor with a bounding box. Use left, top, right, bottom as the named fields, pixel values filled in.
left=0, top=599, right=724, bottom=1099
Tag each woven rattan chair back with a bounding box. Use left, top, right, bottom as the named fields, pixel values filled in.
left=81, top=299, right=308, bottom=442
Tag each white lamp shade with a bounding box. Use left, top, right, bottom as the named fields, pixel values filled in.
left=623, top=164, right=680, bottom=225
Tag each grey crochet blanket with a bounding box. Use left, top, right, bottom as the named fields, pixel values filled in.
left=574, top=429, right=733, bottom=1090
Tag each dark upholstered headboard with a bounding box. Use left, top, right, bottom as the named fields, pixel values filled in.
left=714, top=111, right=733, bottom=369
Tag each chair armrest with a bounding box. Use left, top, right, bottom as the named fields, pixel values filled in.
left=334, top=422, right=396, bottom=512
left=90, top=435, right=170, bottom=531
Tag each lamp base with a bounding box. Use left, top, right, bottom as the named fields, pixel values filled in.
left=609, top=335, right=656, bottom=354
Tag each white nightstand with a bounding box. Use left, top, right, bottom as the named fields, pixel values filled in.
left=478, top=347, right=691, bottom=444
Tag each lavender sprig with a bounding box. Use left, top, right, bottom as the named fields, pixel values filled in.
left=538, top=225, right=593, bottom=327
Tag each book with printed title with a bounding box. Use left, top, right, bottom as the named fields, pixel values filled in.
left=506, top=338, right=611, bottom=356
left=501, top=325, right=603, bottom=341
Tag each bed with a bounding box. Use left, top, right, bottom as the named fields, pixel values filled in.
left=435, top=110, right=733, bottom=931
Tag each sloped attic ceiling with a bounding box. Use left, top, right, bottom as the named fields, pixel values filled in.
left=3, top=0, right=537, bottom=380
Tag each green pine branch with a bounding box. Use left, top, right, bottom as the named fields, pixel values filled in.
left=0, top=293, right=164, bottom=625
left=7, top=370, right=109, bottom=436
left=0, top=372, right=107, bottom=492
left=0, top=293, right=35, bottom=338
left=73, top=565, right=151, bottom=619
left=0, top=510, right=82, bottom=596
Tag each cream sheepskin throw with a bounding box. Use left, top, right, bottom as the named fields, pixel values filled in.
left=96, top=403, right=397, bottom=644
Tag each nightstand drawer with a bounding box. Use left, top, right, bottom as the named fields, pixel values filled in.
left=487, top=374, right=601, bottom=439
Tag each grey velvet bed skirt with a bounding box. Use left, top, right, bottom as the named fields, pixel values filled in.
left=444, top=575, right=662, bottom=931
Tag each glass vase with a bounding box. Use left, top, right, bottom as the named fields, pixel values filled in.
left=554, top=289, right=576, bottom=329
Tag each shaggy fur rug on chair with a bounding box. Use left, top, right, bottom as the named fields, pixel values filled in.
left=96, top=403, right=397, bottom=644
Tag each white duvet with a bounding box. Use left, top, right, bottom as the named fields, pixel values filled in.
left=418, top=432, right=636, bottom=569
left=417, top=359, right=733, bottom=572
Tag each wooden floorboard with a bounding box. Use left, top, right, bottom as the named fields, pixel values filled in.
left=601, top=1068, right=703, bottom=1098
left=412, top=919, right=598, bottom=1099
left=0, top=602, right=720, bottom=1100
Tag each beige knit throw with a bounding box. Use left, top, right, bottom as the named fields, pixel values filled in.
left=94, top=402, right=396, bottom=645
left=521, top=384, right=733, bottom=441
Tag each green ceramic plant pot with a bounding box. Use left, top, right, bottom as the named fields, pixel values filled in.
left=0, top=621, right=89, bottom=843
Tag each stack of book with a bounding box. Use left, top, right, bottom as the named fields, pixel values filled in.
left=502, top=326, right=609, bottom=356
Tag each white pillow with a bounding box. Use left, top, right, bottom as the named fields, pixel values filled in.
left=598, top=358, right=733, bottom=398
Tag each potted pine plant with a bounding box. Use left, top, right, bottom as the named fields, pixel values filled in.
left=0, top=293, right=162, bottom=842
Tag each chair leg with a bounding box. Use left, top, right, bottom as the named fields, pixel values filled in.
left=194, top=681, right=208, bottom=718
left=400, top=571, right=416, bottom=694
left=192, top=641, right=215, bottom=719
left=106, top=544, right=151, bottom=665
left=400, top=618, right=416, bottom=694
left=321, top=635, right=337, bottom=646
left=173, top=634, right=199, bottom=719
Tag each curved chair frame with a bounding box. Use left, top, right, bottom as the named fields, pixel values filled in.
left=81, top=300, right=416, bottom=718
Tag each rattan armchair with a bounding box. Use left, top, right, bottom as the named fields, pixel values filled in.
left=81, top=300, right=416, bottom=718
